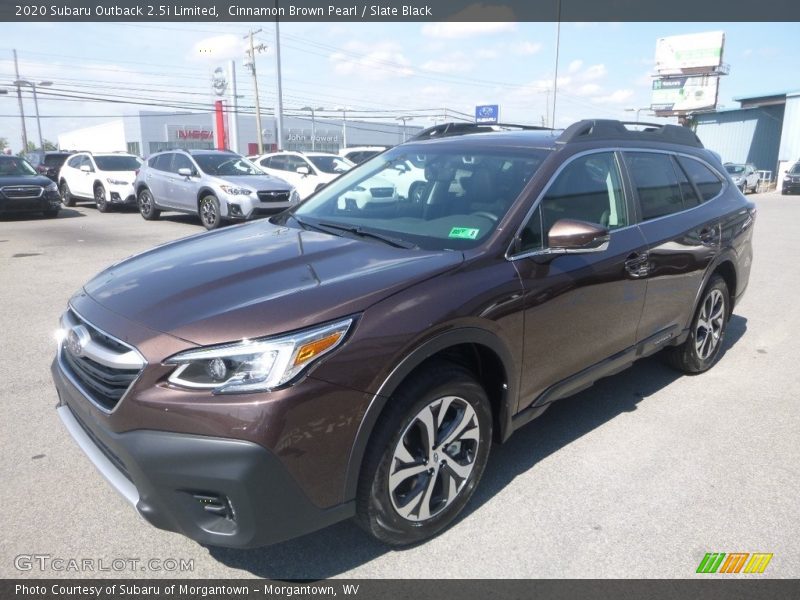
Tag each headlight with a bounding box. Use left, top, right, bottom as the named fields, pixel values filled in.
left=290, top=189, right=300, bottom=203
left=45, top=182, right=58, bottom=192
left=165, top=318, right=353, bottom=394
left=106, top=178, right=129, bottom=185
left=220, top=185, right=252, bottom=196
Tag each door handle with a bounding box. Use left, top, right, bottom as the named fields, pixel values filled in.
left=624, top=251, right=649, bottom=278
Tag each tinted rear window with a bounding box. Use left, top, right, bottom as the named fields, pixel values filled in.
left=94, top=155, right=142, bottom=171
left=626, top=152, right=685, bottom=221
left=677, top=156, right=723, bottom=201
left=43, top=154, right=71, bottom=166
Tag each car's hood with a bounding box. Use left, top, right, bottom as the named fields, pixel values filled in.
left=83, top=220, right=462, bottom=345
left=217, top=174, right=292, bottom=191
left=0, top=175, right=54, bottom=187
left=101, top=170, right=138, bottom=182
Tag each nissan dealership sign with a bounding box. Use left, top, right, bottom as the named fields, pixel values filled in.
left=166, top=124, right=214, bottom=142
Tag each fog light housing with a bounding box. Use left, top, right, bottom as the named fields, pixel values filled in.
left=229, top=204, right=243, bottom=217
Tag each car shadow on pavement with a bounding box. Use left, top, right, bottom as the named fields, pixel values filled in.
left=207, top=315, right=747, bottom=579
left=0, top=208, right=85, bottom=221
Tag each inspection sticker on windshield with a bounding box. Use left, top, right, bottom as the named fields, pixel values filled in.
left=448, top=227, right=480, bottom=240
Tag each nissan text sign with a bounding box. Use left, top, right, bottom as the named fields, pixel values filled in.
left=475, top=105, right=500, bottom=125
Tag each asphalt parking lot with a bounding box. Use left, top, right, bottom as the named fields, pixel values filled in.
left=1, top=192, right=798, bottom=579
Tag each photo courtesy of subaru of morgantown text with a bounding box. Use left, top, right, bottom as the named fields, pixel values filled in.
left=52, top=120, right=755, bottom=547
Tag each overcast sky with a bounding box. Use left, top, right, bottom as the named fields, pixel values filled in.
left=1, top=21, right=797, bottom=152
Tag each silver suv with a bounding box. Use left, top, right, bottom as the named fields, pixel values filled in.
left=134, top=149, right=299, bottom=229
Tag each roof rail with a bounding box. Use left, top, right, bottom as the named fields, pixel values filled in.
left=408, top=121, right=553, bottom=142
left=556, top=119, right=703, bottom=148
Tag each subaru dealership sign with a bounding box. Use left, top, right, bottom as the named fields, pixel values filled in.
left=475, top=105, right=500, bottom=125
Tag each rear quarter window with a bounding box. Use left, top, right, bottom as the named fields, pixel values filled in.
left=676, top=156, right=723, bottom=202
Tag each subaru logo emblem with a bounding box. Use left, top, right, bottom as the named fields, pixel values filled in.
left=66, top=325, right=91, bottom=358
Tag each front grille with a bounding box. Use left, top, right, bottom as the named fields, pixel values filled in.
left=370, top=187, right=394, bottom=198
left=1, top=185, right=43, bottom=199
left=60, top=309, right=144, bottom=412
left=257, top=190, right=291, bottom=203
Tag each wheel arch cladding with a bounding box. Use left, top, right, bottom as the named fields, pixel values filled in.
left=197, top=188, right=217, bottom=207
left=714, top=260, right=737, bottom=312
left=342, top=327, right=518, bottom=501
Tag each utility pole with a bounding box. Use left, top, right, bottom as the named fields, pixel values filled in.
left=396, top=115, right=413, bottom=143
left=244, top=29, right=267, bottom=154
left=274, top=2, right=285, bottom=151
left=13, top=50, right=28, bottom=152
left=228, top=60, right=239, bottom=153
left=551, top=0, right=562, bottom=129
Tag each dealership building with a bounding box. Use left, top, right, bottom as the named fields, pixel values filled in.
left=57, top=110, right=424, bottom=157
left=693, top=90, right=800, bottom=189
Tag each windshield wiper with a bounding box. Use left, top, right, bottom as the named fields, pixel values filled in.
left=316, top=221, right=417, bottom=249
left=290, top=214, right=329, bottom=233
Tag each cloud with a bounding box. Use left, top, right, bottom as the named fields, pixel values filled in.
left=575, top=83, right=602, bottom=96
left=421, top=52, right=472, bottom=73
left=329, top=41, right=413, bottom=80
left=580, top=64, right=607, bottom=81
left=593, top=89, right=635, bottom=104
left=476, top=48, right=499, bottom=60
left=421, top=22, right=517, bottom=39
left=514, top=41, right=542, bottom=55
left=568, top=60, right=583, bottom=73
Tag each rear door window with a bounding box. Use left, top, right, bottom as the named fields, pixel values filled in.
left=625, top=152, right=684, bottom=221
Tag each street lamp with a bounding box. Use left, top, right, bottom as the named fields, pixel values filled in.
left=396, top=115, right=414, bottom=143
left=301, top=106, right=324, bottom=151
left=15, top=79, right=52, bottom=151
left=334, top=106, right=351, bottom=150
left=624, top=107, right=653, bottom=123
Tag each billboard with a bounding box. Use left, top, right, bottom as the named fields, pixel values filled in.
left=655, top=31, right=725, bottom=74
left=650, top=76, right=719, bottom=113
left=475, top=104, right=500, bottom=124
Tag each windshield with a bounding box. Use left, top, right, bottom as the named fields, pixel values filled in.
left=194, top=154, right=263, bottom=176
left=289, top=145, right=551, bottom=251
left=725, top=164, right=745, bottom=174
left=308, top=155, right=354, bottom=174
left=789, top=163, right=800, bottom=175
left=0, top=156, right=37, bottom=177
left=94, top=155, right=142, bottom=171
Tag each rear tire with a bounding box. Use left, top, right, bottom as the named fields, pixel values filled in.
left=138, top=189, right=161, bottom=221
left=356, top=361, right=492, bottom=547
left=60, top=181, right=75, bottom=207
left=199, top=195, right=222, bottom=230
left=665, top=275, right=730, bottom=374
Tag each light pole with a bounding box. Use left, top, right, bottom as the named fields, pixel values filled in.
left=396, top=115, right=414, bottom=143
left=301, top=106, right=324, bottom=151
left=14, top=79, right=51, bottom=151
left=334, top=106, right=351, bottom=150
left=244, top=29, right=267, bottom=154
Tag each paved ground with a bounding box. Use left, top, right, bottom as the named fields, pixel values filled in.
left=1, top=193, right=797, bottom=579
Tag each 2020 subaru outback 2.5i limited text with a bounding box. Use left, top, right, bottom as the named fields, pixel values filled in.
left=52, top=120, right=755, bottom=547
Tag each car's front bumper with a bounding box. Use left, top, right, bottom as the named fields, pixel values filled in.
left=105, top=183, right=136, bottom=205
left=52, top=358, right=355, bottom=548
left=782, top=181, right=800, bottom=194
left=0, top=191, right=61, bottom=214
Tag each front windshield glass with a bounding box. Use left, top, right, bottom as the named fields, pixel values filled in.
left=789, top=163, right=800, bottom=175
left=94, top=155, right=142, bottom=171
left=725, top=164, right=745, bottom=174
left=0, top=156, right=37, bottom=177
left=194, top=154, right=263, bottom=176
left=289, top=145, right=551, bottom=251
left=308, top=155, right=353, bottom=174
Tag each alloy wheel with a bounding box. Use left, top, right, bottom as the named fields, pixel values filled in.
left=694, top=288, right=725, bottom=360
left=201, top=198, right=217, bottom=227
left=388, top=395, right=480, bottom=522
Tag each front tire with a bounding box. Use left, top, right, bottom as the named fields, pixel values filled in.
left=94, top=184, right=109, bottom=212
left=138, top=189, right=161, bottom=220
left=356, top=362, right=492, bottom=546
left=60, top=181, right=75, bottom=207
left=665, top=275, right=730, bottom=374
left=199, top=195, right=222, bottom=230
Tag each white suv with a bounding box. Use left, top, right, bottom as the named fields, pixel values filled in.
left=59, top=152, right=142, bottom=212
left=253, top=151, right=354, bottom=199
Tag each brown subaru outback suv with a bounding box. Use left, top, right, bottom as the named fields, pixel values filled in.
left=52, top=120, right=755, bottom=548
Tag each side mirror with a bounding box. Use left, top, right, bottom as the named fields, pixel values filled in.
left=177, top=167, right=193, bottom=177
left=547, top=219, right=610, bottom=253
left=296, top=166, right=310, bottom=176
left=79, top=165, right=91, bottom=173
